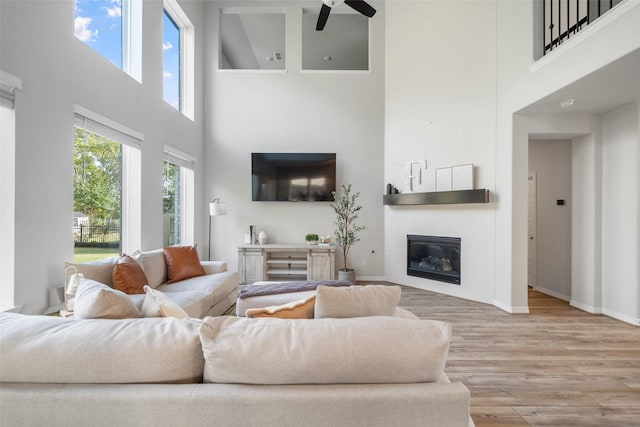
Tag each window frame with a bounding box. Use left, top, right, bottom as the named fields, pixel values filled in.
left=163, top=145, right=195, bottom=246
left=0, top=70, right=21, bottom=311
left=163, top=0, right=195, bottom=120
left=73, top=105, right=143, bottom=255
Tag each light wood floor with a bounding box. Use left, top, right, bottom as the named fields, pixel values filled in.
left=391, top=284, right=640, bottom=427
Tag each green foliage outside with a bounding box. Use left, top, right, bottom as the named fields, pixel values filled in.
left=73, top=247, right=120, bottom=263
left=74, top=127, right=121, bottom=223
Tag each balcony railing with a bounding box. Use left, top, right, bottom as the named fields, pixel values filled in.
left=543, top=0, right=624, bottom=56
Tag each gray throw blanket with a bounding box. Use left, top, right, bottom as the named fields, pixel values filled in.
left=238, top=280, right=351, bottom=299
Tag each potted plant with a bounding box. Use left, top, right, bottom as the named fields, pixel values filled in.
left=330, top=184, right=365, bottom=284
left=305, top=233, right=319, bottom=245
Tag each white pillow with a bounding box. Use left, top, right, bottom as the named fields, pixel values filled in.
left=74, top=278, right=141, bottom=319
left=141, top=285, right=189, bottom=318
left=199, top=316, right=451, bottom=384
left=131, top=249, right=167, bottom=288
left=314, top=284, right=402, bottom=318
left=65, top=258, right=117, bottom=287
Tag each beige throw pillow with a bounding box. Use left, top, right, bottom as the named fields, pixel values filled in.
left=199, top=316, right=451, bottom=384
left=245, top=295, right=316, bottom=319
left=314, top=284, right=402, bottom=319
left=65, top=257, right=117, bottom=287
left=74, top=278, right=141, bottom=319
left=141, top=285, right=189, bottom=319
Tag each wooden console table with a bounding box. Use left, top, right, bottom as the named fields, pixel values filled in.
left=237, top=243, right=336, bottom=284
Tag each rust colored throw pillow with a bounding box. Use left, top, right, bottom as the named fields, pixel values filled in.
left=112, top=254, right=149, bottom=295
left=163, top=245, right=205, bottom=284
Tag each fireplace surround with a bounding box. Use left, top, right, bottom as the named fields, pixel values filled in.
left=407, top=235, right=461, bottom=284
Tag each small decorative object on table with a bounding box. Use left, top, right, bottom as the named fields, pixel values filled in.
left=305, top=234, right=319, bottom=245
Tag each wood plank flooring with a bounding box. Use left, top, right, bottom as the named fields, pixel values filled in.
left=389, top=283, right=640, bottom=427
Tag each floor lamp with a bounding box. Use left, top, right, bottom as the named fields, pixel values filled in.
left=208, top=198, right=227, bottom=260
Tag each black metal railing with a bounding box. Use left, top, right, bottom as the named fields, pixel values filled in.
left=73, top=224, right=120, bottom=247
left=543, top=0, right=624, bottom=56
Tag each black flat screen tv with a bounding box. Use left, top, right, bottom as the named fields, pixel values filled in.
left=252, top=153, right=336, bottom=202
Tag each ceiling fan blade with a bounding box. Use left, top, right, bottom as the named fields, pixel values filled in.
left=316, top=4, right=331, bottom=31
left=344, top=0, right=376, bottom=18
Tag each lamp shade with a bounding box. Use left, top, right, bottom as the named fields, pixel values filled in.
left=209, top=199, right=227, bottom=216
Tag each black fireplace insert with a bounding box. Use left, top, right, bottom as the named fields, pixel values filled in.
left=407, top=235, right=461, bottom=284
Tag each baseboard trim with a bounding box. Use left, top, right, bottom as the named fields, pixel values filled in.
left=602, top=308, right=640, bottom=327
left=570, top=299, right=602, bottom=314
left=494, top=299, right=530, bottom=314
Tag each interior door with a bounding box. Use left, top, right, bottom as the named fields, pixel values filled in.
left=528, top=173, right=537, bottom=288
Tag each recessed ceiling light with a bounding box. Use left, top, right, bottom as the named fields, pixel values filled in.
left=323, top=55, right=332, bottom=61
left=558, top=99, right=575, bottom=109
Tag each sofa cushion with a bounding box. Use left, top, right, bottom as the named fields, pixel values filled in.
left=163, top=246, right=205, bottom=284
left=199, top=316, right=450, bottom=384
left=156, top=271, right=237, bottom=310
left=74, top=278, right=141, bottom=319
left=141, top=286, right=189, bottom=318
left=132, top=249, right=167, bottom=288
left=0, top=312, right=204, bottom=384
left=314, top=284, right=402, bottom=319
left=245, top=295, right=316, bottom=319
left=112, top=254, right=148, bottom=294
left=65, top=257, right=117, bottom=287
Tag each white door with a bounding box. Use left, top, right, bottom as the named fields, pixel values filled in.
left=528, top=173, right=537, bottom=288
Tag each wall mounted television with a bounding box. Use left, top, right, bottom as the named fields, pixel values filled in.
left=252, top=153, right=337, bottom=202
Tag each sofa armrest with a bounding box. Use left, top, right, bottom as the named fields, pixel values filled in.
left=201, top=261, right=227, bottom=275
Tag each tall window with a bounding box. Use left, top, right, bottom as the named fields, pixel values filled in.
left=74, top=0, right=142, bottom=81
left=163, top=0, right=194, bottom=119
left=163, top=146, right=195, bottom=246
left=73, top=106, right=142, bottom=262
left=163, top=10, right=181, bottom=111
left=0, top=71, right=21, bottom=310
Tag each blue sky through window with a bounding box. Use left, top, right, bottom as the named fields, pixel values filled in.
left=74, top=0, right=122, bottom=68
left=163, top=10, right=181, bottom=110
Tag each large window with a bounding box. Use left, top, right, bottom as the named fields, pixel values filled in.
left=74, top=0, right=142, bottom=81
left=163, top=0, right=194, bottom=119
left=73, top=106, right=142, bottom=262
left=163, top=146, right=195, bottom=246
left=163, top=10, right=181, bottom=111
left=0, top=71, right=21, bottom=311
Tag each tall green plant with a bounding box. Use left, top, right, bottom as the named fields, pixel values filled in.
left=330, top=184, right=365, bottom=272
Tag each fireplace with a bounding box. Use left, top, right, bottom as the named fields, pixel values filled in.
left=407, top=235, right=461, bottom=284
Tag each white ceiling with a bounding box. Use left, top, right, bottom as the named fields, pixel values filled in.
left=518, top=48, right=640, bottom=115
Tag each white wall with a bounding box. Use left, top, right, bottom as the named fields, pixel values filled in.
left=529, top=140, right=572, bottom=300
left=0, top=0, right=205, bottom=314
left=384, top=1, right=496, bottom=304
left=203, top=2, right=386, bottom=279
left=496, top=0, right=640, bottom=314
left=601, top=102, right=639, bottom=325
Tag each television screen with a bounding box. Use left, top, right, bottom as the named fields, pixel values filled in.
left=252, top=153, right=336, bottom=201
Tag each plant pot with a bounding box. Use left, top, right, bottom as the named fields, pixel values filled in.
left=306, top=240, right=318, bottom=245
left=338, top=269, right=356, bottom=284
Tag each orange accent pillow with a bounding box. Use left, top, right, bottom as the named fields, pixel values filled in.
left=245, top=295, right=316, bottom=319
left=163, top=245, right=205, bottom=284
left=112, top=254, right=148, bottom=294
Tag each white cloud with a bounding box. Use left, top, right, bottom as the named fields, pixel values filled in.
left=163, top=71, right=173, bottom=79
left=74, top=16, right=98, bottom=42
left=163, top=42, right=173, bottom=51
left=104, top=6, right=121, bottom=18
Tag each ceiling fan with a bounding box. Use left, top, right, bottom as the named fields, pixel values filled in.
left=316, top=0, right=376, bottom=31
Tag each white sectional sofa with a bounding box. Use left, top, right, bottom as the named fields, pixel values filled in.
left=0, top=312, right=473, bottom=427
left=66, top=248, right=238, bottom=318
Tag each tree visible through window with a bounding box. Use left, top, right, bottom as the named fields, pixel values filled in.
left=73, top=127, right=122, bottom=262
left=163, top=161, right=181, bottom=246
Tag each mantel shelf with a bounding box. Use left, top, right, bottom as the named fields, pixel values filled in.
left=383, top=189, right=490, bottom=206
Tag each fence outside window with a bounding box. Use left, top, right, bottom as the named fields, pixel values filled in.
left=73, top=223, right=121, bottom=247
